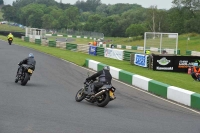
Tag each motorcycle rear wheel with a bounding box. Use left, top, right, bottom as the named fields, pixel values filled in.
left=75, top=88, right=86, bottom=102
left=9, top=40, right=12, bottom=45
left=96, top=91, right=110, bottom=107
left=21, top=73, right=29, bottom=86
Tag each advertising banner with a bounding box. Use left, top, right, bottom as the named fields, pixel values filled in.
left=153, top=55, right=200, bottom=72
left=104, top=48, right=124, bottom=60
left=153, top=56, right=174, bottom=71
left=134, top=54, right=149, bottom=67
left=89, top=46, right=97, bottom=56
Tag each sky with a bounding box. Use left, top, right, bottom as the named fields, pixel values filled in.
left=5, top=0, right=174, bottom=10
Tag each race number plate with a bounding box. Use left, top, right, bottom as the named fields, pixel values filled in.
left=28, top=69, right=33, bottom=73
left=109, top=91, right=115, bottom=99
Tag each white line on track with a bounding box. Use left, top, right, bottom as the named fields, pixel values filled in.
left=1, top=39, right=200, bottom=115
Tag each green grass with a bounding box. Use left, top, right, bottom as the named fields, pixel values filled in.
left=0, top=35, right=199, bottom=94
left=47, top=36, right=95, bottom=44
left=0, top=24, right=25, bottom=32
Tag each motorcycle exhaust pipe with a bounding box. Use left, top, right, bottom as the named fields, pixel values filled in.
left=94, top=90, right=106, bottom=97
left=88, top=90, right=107, bottom=101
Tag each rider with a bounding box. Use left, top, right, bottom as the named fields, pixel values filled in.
left=7, top=32, right=14, bottom=42
left=85, top=66, right=112, bottom=94
left=191, top=63, right=200, bottom=81
left=16, top=53, right=36, bottom=78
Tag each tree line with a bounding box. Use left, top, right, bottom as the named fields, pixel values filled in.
left=1, top=0, right=200, bottom=37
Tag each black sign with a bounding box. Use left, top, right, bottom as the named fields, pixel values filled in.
left=153, top=55, right=200, bottom=72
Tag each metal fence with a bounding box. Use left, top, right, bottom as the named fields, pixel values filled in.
left=46, top=28, right=104, bottom=39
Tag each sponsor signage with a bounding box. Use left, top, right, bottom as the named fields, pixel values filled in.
left=153, top=55, right=200, bottom=72
left=104, top=48, right=124, bottom=60
left=89, top=46, right=97, bottom=56
left=134, top=54, right=148, bottom=67
left=153, top=56, right=174, bottom=71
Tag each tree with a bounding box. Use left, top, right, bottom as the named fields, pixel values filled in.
left=96, top=4, right=108, bottom=16
left=98, top=17, right=119, bottom=37
left=75, top=0, right=102, bottom=12
left=126, top=24, right=146, bottom=37
left=0, top=0, right=4, bottom=5
left=41, top=14, right=54, bottom=29
left=1, top=5, right=16, bottom=21
left=172, top=0, right=200, bottom=10
left=64, top=6, right=80, bottom=29
left=83, top=14, right=102, bottom=31
left=146, top=5, right=157, bottom=32
left=19, top=3, right=45, bottom=27
left=167, top=7, right=185, bottom=33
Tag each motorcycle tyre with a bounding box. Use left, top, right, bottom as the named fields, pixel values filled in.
left=75, top=88, right=86, bottom=102
left=96, top=91, right=110, bottom=107
left=21, top=73, right=29, bottom=86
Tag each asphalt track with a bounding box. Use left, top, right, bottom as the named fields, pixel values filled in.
left=0, top=40, right=200, bottom=133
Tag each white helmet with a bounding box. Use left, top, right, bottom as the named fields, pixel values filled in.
left=29, top=53, right=34, bottom=58
left=103, top=66, right=110, bottom=71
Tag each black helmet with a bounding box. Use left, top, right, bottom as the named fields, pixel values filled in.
left=103, top=66, right=110, bottom=71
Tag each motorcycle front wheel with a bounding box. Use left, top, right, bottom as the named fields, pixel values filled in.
left=75, top=88, right=86, bottom=102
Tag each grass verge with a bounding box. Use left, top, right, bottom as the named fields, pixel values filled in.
left=47, top=36, right=93, bottom=44
left=0, top=35, right=199, bottom=94
left=0, top=24, right=25, bottom=32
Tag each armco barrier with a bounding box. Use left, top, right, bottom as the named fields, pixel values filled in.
left=85, top=59, right=200, bottom=111
left=0, top=31, right=25, bottom=38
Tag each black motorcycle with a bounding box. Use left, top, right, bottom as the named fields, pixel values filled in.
left=8, top=38, right=13, bottom=45
left=15, top=64, right=34, bottom=86
left=75, top=73, right=116, bottom=107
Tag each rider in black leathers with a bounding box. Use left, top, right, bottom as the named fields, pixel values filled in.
left=85, top=66, right=112, bottom=94
left=16, top=53, right=36, bottom=78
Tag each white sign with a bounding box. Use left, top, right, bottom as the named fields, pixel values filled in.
left=168, top=34, right=177, bottom=38
left=104, top=48, right=124, bottom=60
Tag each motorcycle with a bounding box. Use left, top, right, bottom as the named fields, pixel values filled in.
left=15, top=64, right=34, bottom=86
left=75, top=72, right=116, bottom=107
left=8, top=38, right=13, bottom=45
